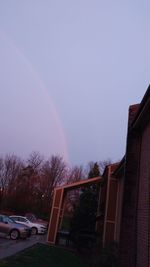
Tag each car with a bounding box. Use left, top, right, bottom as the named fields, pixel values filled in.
left=10, top=215, right=47, bottom=235
left=25, top=213, right=48, bottom=229
left=0, top=214, right=30, bottom=240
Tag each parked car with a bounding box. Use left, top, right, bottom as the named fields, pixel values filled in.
left=10, top=215, right=47, bottom=235
left=0, top=214, right=31, bottom=240
left=25, top=213, right=48, bottom=229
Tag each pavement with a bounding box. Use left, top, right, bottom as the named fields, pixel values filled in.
left=0, top=234, right=47, bottom=259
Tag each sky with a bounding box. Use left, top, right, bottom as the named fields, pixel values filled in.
left=0, top=1, right=150, bottom=166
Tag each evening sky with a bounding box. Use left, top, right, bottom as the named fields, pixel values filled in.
left=0, top=1, right=149, bottom=166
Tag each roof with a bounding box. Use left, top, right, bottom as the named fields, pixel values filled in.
left=102, top=162, right=120, bottom=177
left=112, top=157, right=125, bottom=178
left=129, top=84, right=150, bottom=131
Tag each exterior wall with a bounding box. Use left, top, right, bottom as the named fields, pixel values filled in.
left=96, top=186, right=103, bottom=233
left=114, top=172, right=124, bottom=242
left=119, top=106, right=141, bottom=267
left=96, top=175, right=107, bottom=235
left=103, top=165, right=119, bottom=245
left=47, top=188, right=64, bottom=244
left=119, top=100, right=150, bottom=267
left=137, top=122, right=150, bottom=267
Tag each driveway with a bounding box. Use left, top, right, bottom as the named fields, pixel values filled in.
left=0, top=234, right=47, bottom=259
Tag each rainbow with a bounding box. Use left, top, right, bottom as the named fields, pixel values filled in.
left=0, top=29, right=69, bottom=163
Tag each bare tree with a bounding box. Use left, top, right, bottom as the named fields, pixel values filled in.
left=0, top=154, right=23, bottom=210
left=66, top=166, right=84, bottom=184
left=0, top=153, right=68, bottom=216
left=0, top=154, right=23, bottom=191
left=10, top=165, right=39, bottom=213
left=40, top=155, right=67, bottom=214
left=27, top=151, right=44, bottom=172
left=60, top=166, right=85, bottom=220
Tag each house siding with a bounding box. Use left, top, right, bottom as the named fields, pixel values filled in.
left=119, top=106, right=141, bottom=267
left=137, top=122, right=150, bottom=267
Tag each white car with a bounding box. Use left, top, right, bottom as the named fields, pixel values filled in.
left=10, top=215, right=47, bottom=235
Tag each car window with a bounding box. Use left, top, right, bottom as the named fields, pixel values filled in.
left=3, top=216, right=14, bottom=223
left=0, top=216, right=3, bottom=222
left=11, top=216, right=18, bottom=221
left=19, top=217, right=27, bottom=222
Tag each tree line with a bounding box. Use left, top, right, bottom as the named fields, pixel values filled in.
left=0, top=151, right=111, bottom=219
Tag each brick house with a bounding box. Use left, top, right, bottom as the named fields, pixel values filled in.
left=97, top=86, right=150, bottom=266
left=47, top=85, right=150, bottom=267
left=114, top=86, right=150, bottom=267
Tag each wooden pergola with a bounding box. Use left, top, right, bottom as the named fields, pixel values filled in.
left=47, top=176, right=102, bottom=244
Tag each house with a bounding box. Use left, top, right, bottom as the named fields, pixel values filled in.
left=47, top=85, right=150, bottom=267
left=100, top=86, right=150, bottom=267
left=115, top=86, right=150, bottom=267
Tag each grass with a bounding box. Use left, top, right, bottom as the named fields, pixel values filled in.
left=0, top=243, right=85, bottom=267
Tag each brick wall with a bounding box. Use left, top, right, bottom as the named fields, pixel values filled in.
left=120, top=103, right=150, bottom=267
left=119, top=106, right=141, bottom=267
left=137, top=122, right=150, bottom=267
